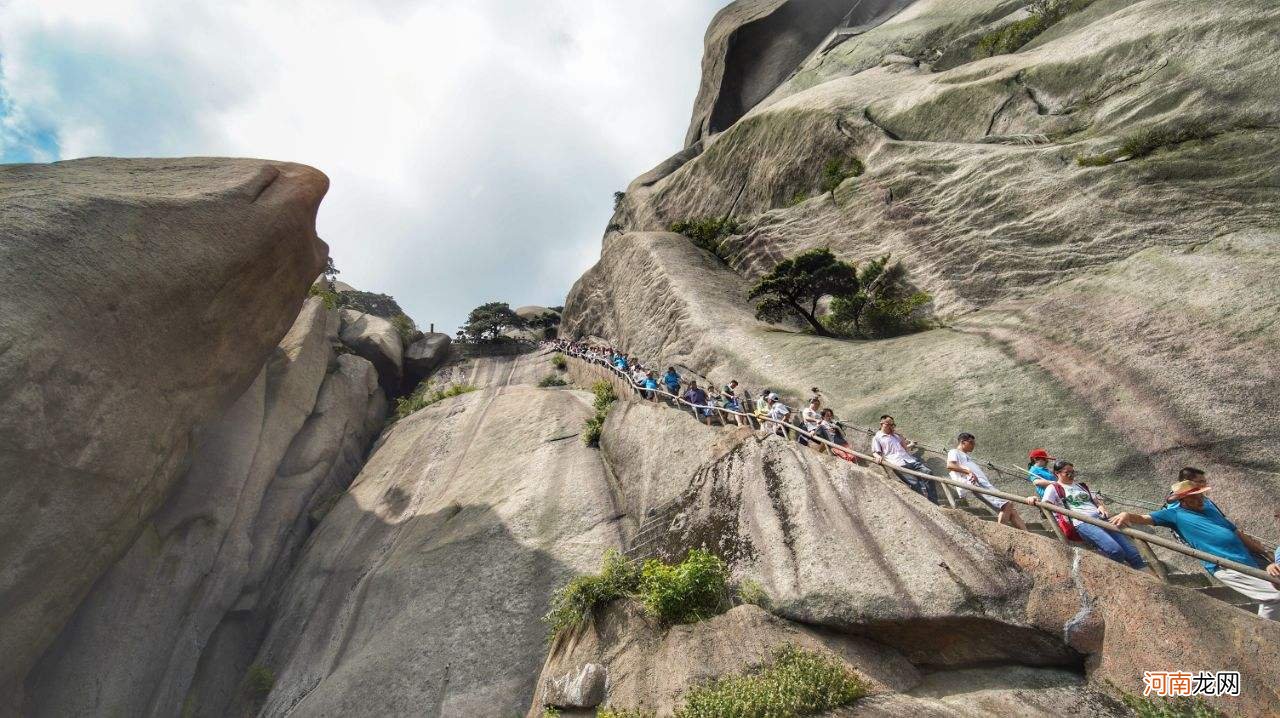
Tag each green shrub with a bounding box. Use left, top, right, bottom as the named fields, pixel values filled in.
left=551, top=353, right=568, bottom=370
left=640, top=549, right=730, bottom=624
left=1077, top=120, right=1213, bottom=167
left=582, top=413, right=606, bottom=447
left=538, top=375, right=569, bottom=388
left=1122, top=693, right=1225, bottom=718
left=674, top=645, right=868, bottom=718
left=390, top=313, right=417, bottom=345
left=392, top=383, right=478, bottom=422
left=245, top=664, right=275, bottom=696
left=974, top=0, right=1095, bottom=59
left=592, top=381, right=618, bottom=413
left=821, top=254, right=931, bottom=339
left=544, top=549, right=643, bottom=638
left=669, top=217, right=742, bottom=262
left=819, top=156, right=864, bottom=194
left=598, top=708, right=656, bottom=718
left=308, top=284, right=341, bottom=310
left=542, top=708, right=561, bottom=718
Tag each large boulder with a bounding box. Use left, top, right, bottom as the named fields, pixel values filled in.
left=0, top=157, right=328, bottom=706
left=242, top=369, right=622, bottom=717
left=403, top=332, right=453, bottom=390
left=586, top=399, right=1280, bottom=716
left=339, top=308, right=404, bottom=396
left=25, top=298, right=387, bottom=718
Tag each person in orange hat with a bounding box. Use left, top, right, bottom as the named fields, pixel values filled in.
left=1112, top=468, right=1279, bottom=620
left=1025, top=448, right=1054, bottom=497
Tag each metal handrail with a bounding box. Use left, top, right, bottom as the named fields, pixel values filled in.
left=557, top=347, right=1280, bottom=588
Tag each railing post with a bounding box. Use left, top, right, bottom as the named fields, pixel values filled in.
left=1133, top=537, right=1169, bottom=582
left=1041, top=507, right=1069, bottom=544
left=939, top=480, right=959, bottom=509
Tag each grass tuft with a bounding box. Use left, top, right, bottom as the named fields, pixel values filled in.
left=544, top=549, right=643, bottom=638
left=818, top=156, right=864, bottom=194
left=538, top=375, right=569, bottom=388
left=551, top=353, right=568, bottom=370
left=674, top=645, right=868, bottom=718
left=392, top=383, right=478, bottom=422
left=245, top=664, right=275, bottom=696
left=1122, top=693, right=1226, bottom=718
left=1077, top=120, right=1213, bottom=167
left=669, top=217, right=742, bottom=263
left=974, top=0, right=1096, bottom=59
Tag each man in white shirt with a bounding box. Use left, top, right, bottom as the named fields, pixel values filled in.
left=871, top=415, right=939, bottom=504
left=947, top=433, right=1026, bottom=529
left=767, top=395, right=792, bottom=439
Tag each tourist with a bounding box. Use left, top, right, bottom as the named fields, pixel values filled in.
left=767, top=394, right=792, bottom=438
left=871, top=415, right=939, bottom=504
left=641, top=370, right=659, bottom=401
left=683, top=381, right=713, bottom=426
left=662, top=366, right=681, bottom=398
left=1037, top=461, right=1143, bottom=569
left=1112, top=477, right=1278, bottom=620
left=949, top=433, right=1026, bottom=530
left=1026, top=448, right=1055, bottom=497
left=802, top=397, right=822, bottom=434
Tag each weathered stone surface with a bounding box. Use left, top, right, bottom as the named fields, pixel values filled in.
left=684, top=0, right=917, bottom=148
left=340, top=308, right=404, bottom=396
left=541, top=662, right=608, bottom=709
left=27, top=298, right=387, bottom=718
left=530, top=603, right=920, bottom=717
left=245, top=360, right=622, bottom=717
left=403, top=332, right=453, bottom=389
left=0, top=157, right=327, bottom=706
left=586, top=397, right=1280, bottom=715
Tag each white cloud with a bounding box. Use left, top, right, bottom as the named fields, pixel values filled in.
left=0, top=0, right=724, bottom=331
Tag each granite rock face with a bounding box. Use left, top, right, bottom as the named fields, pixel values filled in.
left=25, top=298, right=388, bottom=718
left=570, top=0, right=1280, bottom=538
left=527, top=395, right=1280, bottom=716
left=0, top=157, right=328, bottom=707
left=684, top=0, right=918, bottom=147
left=339, top=308, right=405, bottom=396
left=244, top=353, right=624, bottom=718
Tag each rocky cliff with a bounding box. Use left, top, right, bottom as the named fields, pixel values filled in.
left=3, top=1, right=1279, bottom=717
left=568, top=0, right=1280, bottom=535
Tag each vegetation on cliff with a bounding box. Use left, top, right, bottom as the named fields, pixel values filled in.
left=749, top=248, right=930, bottom=339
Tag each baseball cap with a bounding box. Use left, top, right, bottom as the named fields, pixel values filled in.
left=1028, top=448, right=1052, bottom=461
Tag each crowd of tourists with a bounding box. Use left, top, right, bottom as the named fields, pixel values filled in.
left=546, top=339, right=1280, bottom=621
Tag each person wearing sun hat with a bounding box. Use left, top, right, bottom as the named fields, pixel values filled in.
left=1112, top=468, right=1280, bottom=620
left=1025, top=448, right=1055, bottom=497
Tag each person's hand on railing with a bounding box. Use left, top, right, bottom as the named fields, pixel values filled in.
left=1024, top=496, right=1039, bottom=507
left=1268, top=562, right=1280, bottom=578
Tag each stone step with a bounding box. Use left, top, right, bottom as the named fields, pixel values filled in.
left=1195, top=585, right=1251, bottom=604
left=1168, top=572, right=1212, bottom=588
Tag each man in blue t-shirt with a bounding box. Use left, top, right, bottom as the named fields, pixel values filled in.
left=1112, top=473, right=1279, bottom=621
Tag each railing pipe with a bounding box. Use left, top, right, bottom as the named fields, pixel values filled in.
left=558, top=348, right=1280, bottom=588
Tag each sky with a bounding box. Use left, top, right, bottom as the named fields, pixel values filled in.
left=0, top=0, right=726, bottom=333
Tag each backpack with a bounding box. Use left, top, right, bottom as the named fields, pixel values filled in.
left=1050, top=481, right=1093, bottom=543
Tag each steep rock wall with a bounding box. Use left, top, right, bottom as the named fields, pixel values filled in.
left=568, top=0, right=1280, bottom=537
left=239, top=353, right=624, bottom=717
left=0, top=157, right=328, bottom=708
left=27, top=297, right=388, bottom=717
left=538, top=394, right=1280, bottom=716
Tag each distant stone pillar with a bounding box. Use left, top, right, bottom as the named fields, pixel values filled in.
left=429, top=323, right=434, bottom=334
